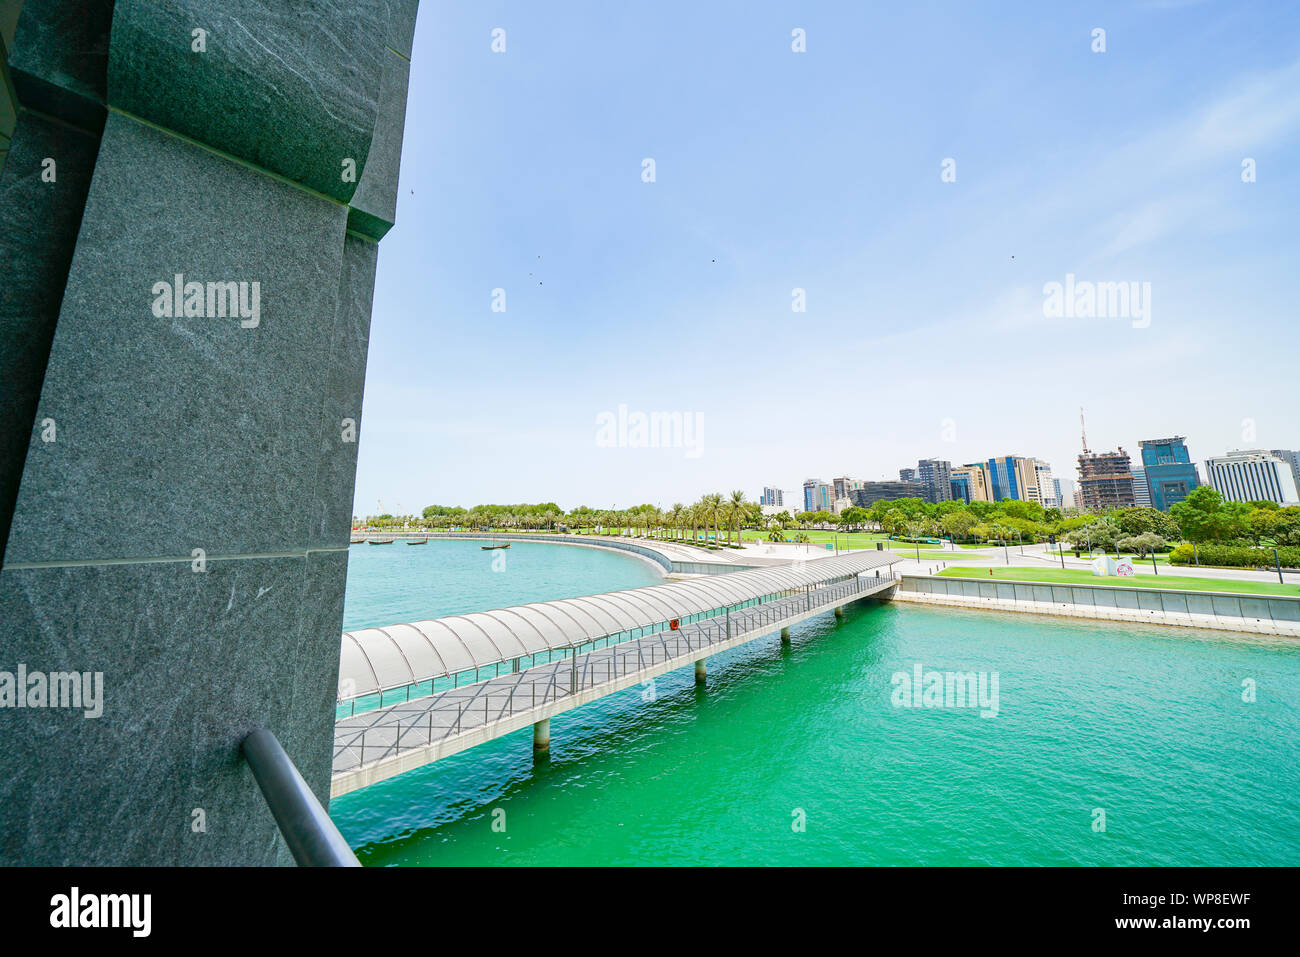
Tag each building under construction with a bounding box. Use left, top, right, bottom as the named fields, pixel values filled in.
left=1077, top=448, right=1136, bottom=510
left=1075, top=409, right=1136, bottom=511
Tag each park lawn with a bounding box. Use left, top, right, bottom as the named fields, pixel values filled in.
left=740, top=529, right=947, bottom=549
left=935, top=566, right=1300, bottom=597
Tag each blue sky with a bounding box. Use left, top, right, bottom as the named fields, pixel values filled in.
left=354, top=0, right=1300, bottom=516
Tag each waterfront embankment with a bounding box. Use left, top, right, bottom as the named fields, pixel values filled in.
left=895, top=574, right=1300, bottom=637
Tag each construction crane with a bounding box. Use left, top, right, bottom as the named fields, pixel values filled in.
left=1080, top=407, right=1089, bottom=453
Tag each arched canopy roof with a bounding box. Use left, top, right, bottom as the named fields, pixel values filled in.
left=338, top=551, right=900, bottom=700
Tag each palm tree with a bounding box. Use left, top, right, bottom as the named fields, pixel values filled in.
left=669, top=503, right=684, bottom=541
left=727, top=490, right=747, bottom=546
left=702, top=493, right=724, bottom=546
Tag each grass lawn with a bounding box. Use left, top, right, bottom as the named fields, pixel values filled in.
left=935, top=566, right=1300, bottom=597
left=740, top=529, right=947, bottom=549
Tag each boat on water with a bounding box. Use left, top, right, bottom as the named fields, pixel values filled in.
left=367, top=539, right=394, bottom=545
left=406, top=539, right=427, bottom=545
left=349, top=539, right=365, bottom=544
left=481, top=543, right=511, bottom=550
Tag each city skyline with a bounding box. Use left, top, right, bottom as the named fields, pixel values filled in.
left=361, top=423, right=1299, bottom=515
left=353, top=1, right=1300, bottom=514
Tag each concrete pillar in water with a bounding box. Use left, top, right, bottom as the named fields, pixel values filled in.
left=533, top=718, right=550, bottom=752
left=780, top=627, right=791, bottom=645
left=834, top=606, right=844, bottom=620
left=695, top=658, right=707, bottom=683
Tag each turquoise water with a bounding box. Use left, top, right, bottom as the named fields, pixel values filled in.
left=331, top=542, right=1300, bottom=866
left=341, top=538, right=663, bottom=630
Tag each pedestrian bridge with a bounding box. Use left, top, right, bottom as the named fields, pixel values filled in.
left=331, top=550, right=902, bottom=797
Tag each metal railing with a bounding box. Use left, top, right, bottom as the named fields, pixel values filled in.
left=336, top=572, right=897, bottom=773
left=243, top=729, right=360, bottom=866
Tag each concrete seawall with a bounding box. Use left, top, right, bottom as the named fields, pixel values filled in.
left=354, top=531, right=757, bottom=576
left=895, top=575, right=1300, bottom=638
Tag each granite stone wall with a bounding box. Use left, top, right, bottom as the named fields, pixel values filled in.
left=0, top=0, right=418, bottom=865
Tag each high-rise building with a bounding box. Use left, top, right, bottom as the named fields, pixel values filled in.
left=1205, top=450, right=1300, bottom=505
left=917, top=459, right=953, bottom=504
left=1054, top=477, right=1076, bottom=509
left=1031, top=459, right=1054, bottom=506
left=1139, top=437, right=1199, bottom=511
left=1077, top=448, right=1136, bottom=510
left=1131, top=468, right=1152, bottom=507
left=951, top=463, right=991, bottom=503
left=850, top=481, right=928, bottom=507
left=832, top=477, right=853, bottom=503
left=802, top=478, right=820, bottom=514
left=760, top=486, right=784, bottom=507
left=899, top=467, right=917, bottom=483
left=1270, top=450, right=1300, bottom=486
left=986, top=455, right=1041, bottom=502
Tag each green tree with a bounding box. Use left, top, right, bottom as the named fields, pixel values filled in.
left=941, top=509, right=978, bottom=542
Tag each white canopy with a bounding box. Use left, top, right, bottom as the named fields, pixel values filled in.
left=338, top=550, right=900, bottom=701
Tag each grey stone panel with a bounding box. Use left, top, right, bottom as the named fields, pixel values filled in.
left=1187, top=594, right=1216, bottom=617
left=2, top=3, right=23, bottom=52
left=8, top=0, right=114, bottom=131
left=1211, top=595, right=1240, bottom=618
left=1053, top=585, right=1076, bottom=604
left=348, top=46, right=411, bottom=239
left=108, top=0, right=385, bottom=202
left=0, top=114, right=99, bottom=320
left=1136, top=590, right=1162, bottom=612
left=1092, top=589, right=1117, bottom=608
left=308, top=234, right=377, bottom=548
left=4, top=113, right=349, bottom=565
left=0, top=549, right=346, bottom=865
left=978, top=582, right=996, bottom=600
left=0, top=113, right=100, bottom=564
left=386, top=0, right=419, bottom=57
left=1161, top=591, right=1190, bottom=615
left=1268, top=599, right=1300, bottom=622
left=1238, top=597, right=1270, bottom=621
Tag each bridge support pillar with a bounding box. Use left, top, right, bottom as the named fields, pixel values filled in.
left=695, top=658, right=707, bottom=683
left=834, top=606, right=844, bottom=620
left=780, top=627, right=791, bottom=645
left=533, top=719, right=550, bottom=752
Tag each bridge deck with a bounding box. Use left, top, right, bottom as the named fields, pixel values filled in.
left=331, top=571, right=898, bottom=797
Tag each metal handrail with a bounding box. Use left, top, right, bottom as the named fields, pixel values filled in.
left=243, top=729, right=360, bottom=867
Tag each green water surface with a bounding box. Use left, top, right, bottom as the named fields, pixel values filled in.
left=332, top=543, right=1300, bottom=865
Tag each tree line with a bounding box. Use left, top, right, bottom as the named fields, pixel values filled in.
left=354, top=487, right=1300, bottom=558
